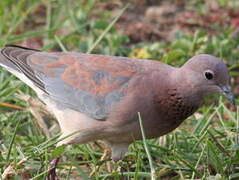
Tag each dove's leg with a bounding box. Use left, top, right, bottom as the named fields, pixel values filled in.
left=90, top=142, right=111, bottom=176
left=47, top=157, right=60, bottom=180
left=110, top=142, right=129, bottom=162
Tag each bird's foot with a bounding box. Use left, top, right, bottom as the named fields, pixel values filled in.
left=47, top=157, right=60, bottom=180
left=90, top=148, right=111, bottom=177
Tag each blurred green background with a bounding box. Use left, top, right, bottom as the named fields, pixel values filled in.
left=0, top=0, right=239, bottom=179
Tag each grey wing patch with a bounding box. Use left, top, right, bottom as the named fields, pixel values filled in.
left=40, top=73, right=125, bottom=120
left=29, top=53, right=132, bottom=120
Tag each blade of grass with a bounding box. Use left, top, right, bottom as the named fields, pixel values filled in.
left=206, top=139, right=224, bottom=173
left=198, top=110, right=217, bottom=135
left=191, top=145, right=206, bottom=180
left=54, top=35, right=68, bottom=52
left=221, top=103, right=236, bottom=123
left=6, top=117, right=21, bottom=162
left=138, top=112, right=156, bottom=180
left=192, top=105, right=214, bottom=134
left=100, top=172, right=152, bottom=179
left=229, top=172, right=239, bottom=179
left=4, top=1, right=41, bottom=44
left=68, top=160, right=91, bottom=180
left=31, top=129, right=87, bottom=157
left=7, top=29, right=57, bottom=44
left=42, top=30, right=77, bottom=51
left=172, top=152, right=201, bottom=176
left=87, top=4, right=129, bottom=53
left=30, top=168, right=52, bottom=180
left=208, top=129, right=231, bottom=157
left=45, top=0, right=52, bottom=37
left=236, top=106, right=239, bottom=144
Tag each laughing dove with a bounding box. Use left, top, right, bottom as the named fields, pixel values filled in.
left=0, top=45, right=235, bottom=178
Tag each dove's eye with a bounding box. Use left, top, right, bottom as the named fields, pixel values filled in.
left=204, top=70, right=214, bottom=80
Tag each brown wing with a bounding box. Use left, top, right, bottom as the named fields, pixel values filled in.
left=0, top=45, right=142, bottom=120
left=29, top=52, right=139, bottom=96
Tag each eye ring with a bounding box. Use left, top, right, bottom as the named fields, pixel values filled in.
left=204, top=70, right=214, bottom=80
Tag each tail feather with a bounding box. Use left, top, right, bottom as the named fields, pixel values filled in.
left=5, top=44, right=40, bottom=51
left=0, top=48, right=21, bottom=72
left=0, top=45, right=39, bottom=72
left=0, top=46, right=47, bottom=95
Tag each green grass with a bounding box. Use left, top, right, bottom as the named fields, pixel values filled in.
left=0, top=0, right=239, bottom=179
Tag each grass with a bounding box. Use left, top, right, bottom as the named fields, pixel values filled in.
left=138, top=112, right=156, bottom=180
left=0, top=0, right=239, bottom=179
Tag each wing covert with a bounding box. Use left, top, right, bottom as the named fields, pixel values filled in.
left=1, top=46, right=140, bottom=120
left=29, top=53, right=139, bottom=120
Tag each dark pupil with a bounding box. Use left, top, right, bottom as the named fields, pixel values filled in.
left=205, top=72, right=213, bottom=80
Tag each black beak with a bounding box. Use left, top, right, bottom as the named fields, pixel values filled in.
left=220, top=85, right=236, bottom=105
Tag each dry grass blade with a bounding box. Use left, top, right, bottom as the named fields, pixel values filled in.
left=0, top=102, right=25, bottom=110
left=15, top=94, right=56, bottom=138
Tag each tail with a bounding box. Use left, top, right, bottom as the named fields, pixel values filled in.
left=0, top=47, right=20, bottom=72
left=0, top=45, right=39, bottom=72
left=0, top=45, right=47, bottom=94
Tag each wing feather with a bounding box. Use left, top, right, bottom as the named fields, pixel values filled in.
left=1, top=46, right=47, bottom=93
left=0, top=45, right=142, bottom=120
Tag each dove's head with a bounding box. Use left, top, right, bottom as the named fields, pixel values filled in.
left=182, top=54, right=235, bottom=105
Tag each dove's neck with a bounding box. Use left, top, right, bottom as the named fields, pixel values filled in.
left=170, top=68, right=204, bottom=107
